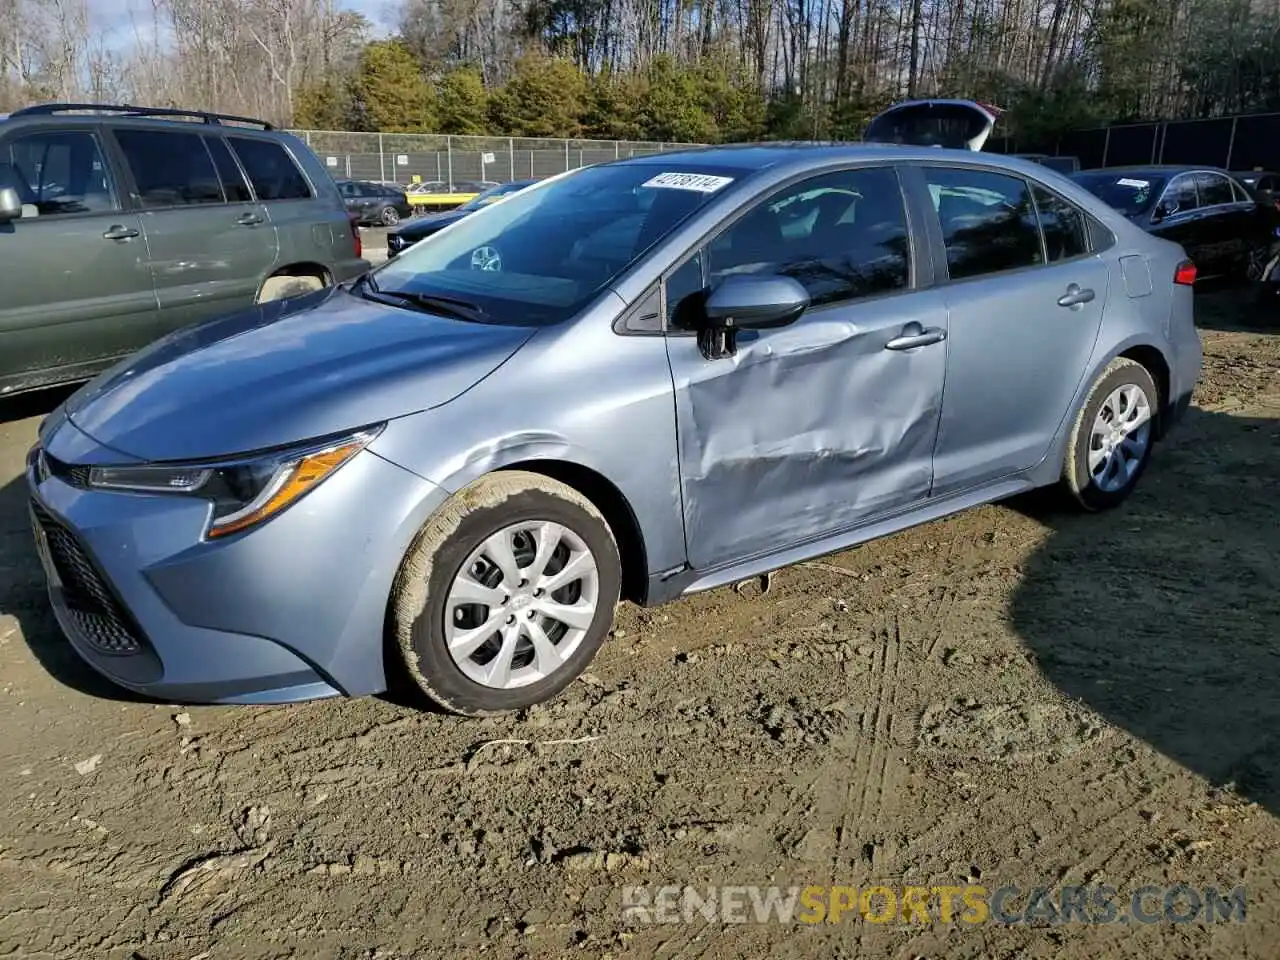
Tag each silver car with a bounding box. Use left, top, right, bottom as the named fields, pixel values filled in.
left=26, top=145, right=1202, bottom=715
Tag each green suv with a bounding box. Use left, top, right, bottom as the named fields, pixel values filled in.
left=0, top=103, right=369, bottom=396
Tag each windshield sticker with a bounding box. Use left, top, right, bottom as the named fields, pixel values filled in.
left=1116, top=177, right=1150, bottom=188
left=642, top=172, right=735, bottom=193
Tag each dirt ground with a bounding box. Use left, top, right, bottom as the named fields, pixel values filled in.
left=0, top=290, right=1277, bottom=959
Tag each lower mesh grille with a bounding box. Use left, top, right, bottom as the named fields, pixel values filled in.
left=31, top=500, right=144, bottom=656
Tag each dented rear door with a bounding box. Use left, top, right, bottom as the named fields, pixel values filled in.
left=663, top=164, right=949, bottom=571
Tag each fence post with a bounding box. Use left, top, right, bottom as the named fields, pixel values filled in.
left=378, top=133, right=385, bottom=182
left=447, top=136, right=453, bottom=190
left=564, top=139, right=570, bottom=172
left=615, top=141, right=619, bottom=159
left=1225, top=117, right=1239, bottom=169
left=509, top=137, right=515, bottom=181
left=1102, top=126, right=1112, bottom=166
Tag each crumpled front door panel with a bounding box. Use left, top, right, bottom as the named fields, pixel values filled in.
left=667, top=289, right=950, bottom=571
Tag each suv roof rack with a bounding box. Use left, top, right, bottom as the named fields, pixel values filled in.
left=7, top=103, right=274, bottom=130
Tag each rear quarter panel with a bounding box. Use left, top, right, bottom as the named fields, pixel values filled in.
left=273, top=133, right=367, bottom=278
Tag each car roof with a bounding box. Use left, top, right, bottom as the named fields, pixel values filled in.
left=598, top=141, right=1063, bottom=178
left=1073, top=165, right=1231, bottom=177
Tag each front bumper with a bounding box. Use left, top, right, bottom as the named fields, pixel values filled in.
left=26, top=422, right=448, bottom=704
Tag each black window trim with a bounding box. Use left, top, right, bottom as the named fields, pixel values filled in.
left=0, top=125, right=125, bottom=222
left=655, top=161, right=923, bottom=337
left=1029, top=181, right=1098, bottom=266
left=226, top=132, right=317, bottom=203
left=202, top=132, right=255, bottom=205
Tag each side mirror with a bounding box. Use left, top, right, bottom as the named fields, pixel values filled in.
left=689, top=274, right=810, bottom=360
left=0, top=187, right=22, bottom=224
left=704, top=274, right=810, bottom=330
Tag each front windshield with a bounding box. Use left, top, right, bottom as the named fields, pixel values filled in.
left=459, top=181, right=528, bottom=211
left=1071, top=172, right=1165, bottom=217
left=368, top=163, right=747, bottom=325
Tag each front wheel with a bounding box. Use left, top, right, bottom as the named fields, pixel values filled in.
left=1060, top=357, right=1158, bottom=511
left=390, top=471, right=621, bottom=716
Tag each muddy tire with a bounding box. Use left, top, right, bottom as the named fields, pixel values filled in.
left=1061, top=357, right=1159, bottom=511
left=390, top=471, right=621, bottom=716
left=257, top=273, right=326, bottom=303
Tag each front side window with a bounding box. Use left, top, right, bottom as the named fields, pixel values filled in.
left=369, top=163, right=749, bottom=325
left=705, top=166, right=911, bottom=307
left=229, top=137, right=312, bottom=201
left=1033, top=185, right=1088, bottom=262
left=1158, top=176, right=1199, bottom=217
left=0, top=131, right=118, bottom=217
left=924, top=167, right=1042, bottom=280
left=1194, top=172, right=1235, bottom=207
left=115, top=129, right=224, bottom=207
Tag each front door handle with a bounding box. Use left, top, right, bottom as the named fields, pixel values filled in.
left=102, top=224, right=139, bottom=240
left=885, top=321, right=947, bottom=351
left=1058, top=283, right=1096, bottom=307
left=237, top=212, right=264, bottom=226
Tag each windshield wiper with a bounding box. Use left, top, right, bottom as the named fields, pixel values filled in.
left=352, top=274, right=489, bottom=323
left=379, top=290, right=491, bottom=323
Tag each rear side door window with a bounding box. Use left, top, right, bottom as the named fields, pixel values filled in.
left=1, top=131, right=119, bottom=216
left=922, top=167, right=1043, bottom=280
left=1032, top=185, right=1088, bottom=262
left=1194, top=172, right=1235, bottom=208
left=115, top=129, right=225, bottom=207
left=228, top=137, right=312, bottom=201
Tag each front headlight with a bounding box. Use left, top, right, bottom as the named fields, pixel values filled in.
left=87, top=425, right=383, bottom=539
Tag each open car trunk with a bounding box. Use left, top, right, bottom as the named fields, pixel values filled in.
left=863, top=99, right=1001, bottom=151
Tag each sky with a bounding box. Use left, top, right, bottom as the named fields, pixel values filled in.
left=93, top=0, right=396, bottom=53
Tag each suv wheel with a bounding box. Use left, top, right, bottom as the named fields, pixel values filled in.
left=1061, top=357, right=1158, bottom=511
left=391, top=471, right=622, bottom=716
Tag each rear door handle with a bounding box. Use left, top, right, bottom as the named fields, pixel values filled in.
left=885, top=322, right=946, bottom=351
left=102, top=224, right=139, bottom=240
left=1058, top=283, right=1096, bottom=307
left=237, top=212, right=264, bottom=226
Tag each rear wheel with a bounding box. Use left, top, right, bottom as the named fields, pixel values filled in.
left=379, top=205, right=401, bottom=226
left=1061, top=358, right=1158, bottom=511
left=391, top=471, right=621, bottom=716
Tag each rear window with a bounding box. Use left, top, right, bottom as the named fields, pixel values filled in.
left=228, top=137, right=312, bottom=201
left=1070, top=173, right=1164, bottom=217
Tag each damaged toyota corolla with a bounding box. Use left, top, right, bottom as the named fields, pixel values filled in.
left=28, top=144, right=1202, bottom=715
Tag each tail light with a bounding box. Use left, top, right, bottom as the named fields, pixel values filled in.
left=348, top=213, right=362, bottom=258
left=1174, top=260, right=1197, bottom=285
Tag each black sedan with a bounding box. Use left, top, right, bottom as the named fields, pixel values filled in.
left=337, top=179, right=415, bottom=226
left=1070, top=166, right=1280, bottom=282
left=386, top=179, right=537, bottom=258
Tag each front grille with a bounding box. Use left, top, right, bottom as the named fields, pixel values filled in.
left=31, top=500, right=144, bottom=656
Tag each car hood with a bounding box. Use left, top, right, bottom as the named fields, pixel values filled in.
left=64, top=287, right=536, bottom=462
left=394, top=210, right=467, bottom=239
